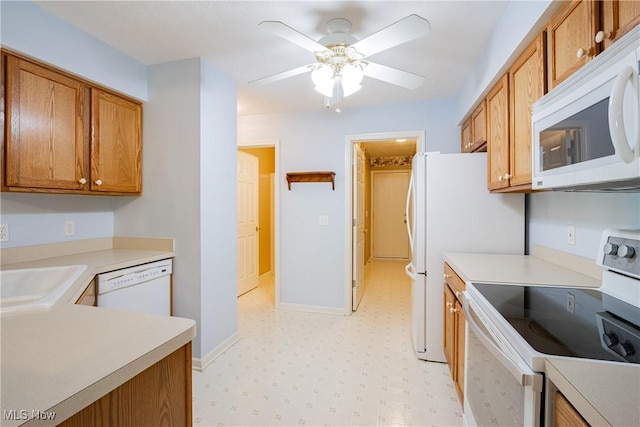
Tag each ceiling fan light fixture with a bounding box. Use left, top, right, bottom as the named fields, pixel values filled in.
left=311, top=66, right=334, bottom=97
left=341, top=63, right=364, bottom=97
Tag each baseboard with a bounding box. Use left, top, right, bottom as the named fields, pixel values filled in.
left=278, top=302, right=346, bottom=316
left=192, top=331, right=240, bottom=372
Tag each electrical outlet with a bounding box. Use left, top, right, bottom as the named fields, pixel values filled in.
left=566, top=292, right=575, bottom=314
left=0, top=224, right=9, bottom=242
left=567, top=225, right=576, bottom=246
left=64, top=221, right=75, bottom=237
left=319, top=215, right=329, bottom=226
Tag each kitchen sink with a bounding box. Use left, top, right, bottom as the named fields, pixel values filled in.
left=1, top=265, right=88, bottom=313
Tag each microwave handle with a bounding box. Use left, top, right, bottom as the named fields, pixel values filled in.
left=609, top=65, right=639, bottom=164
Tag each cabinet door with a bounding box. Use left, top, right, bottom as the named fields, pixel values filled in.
left=547, top=0, right=600, bottom=89
left=487, top=74, right=510, bottom=191
left=601, top=0, right=640, bottom=49
left=91, top=89, right=142, bottom=194
left=555, top=391, right=589, bottom=427
left=454, top=299, right=465, bottom=406
left=444, top=285, right=456, bottom=377
left=471, top=100, right=487, bottom=151
left=508, top=34, right=546, bottom=189
left=5, top=56, right=88, bottom=190
left=461, top=118, right=472, bottom=153
left=76, top=279, right=96, bottom=306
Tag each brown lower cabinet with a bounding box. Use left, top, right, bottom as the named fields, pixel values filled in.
left=443, top=263, right=466, bottom=405
left=59, top=342, right=192, bottom=427
left=554, top=391, right=590, bottom=427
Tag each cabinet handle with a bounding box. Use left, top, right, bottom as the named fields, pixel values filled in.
left=595, top=31, right=611, bottom=44
left=78, top=178, right=87, bottom=185
left=95, top=179, right=103, bottom=186
left=450, top=307, right=458, bottom=313
left=576, top=47, right=592, bottom=59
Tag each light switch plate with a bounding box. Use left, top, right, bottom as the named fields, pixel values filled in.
left=0, top=224, right=9, bottom=242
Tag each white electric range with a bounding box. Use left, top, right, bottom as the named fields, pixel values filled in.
left=463, top=229, right=640, bottom=427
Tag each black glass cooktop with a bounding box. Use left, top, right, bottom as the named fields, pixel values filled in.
left=472, top=283, right=640, bottom=364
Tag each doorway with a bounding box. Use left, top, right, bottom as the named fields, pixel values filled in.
left=237, top=142, right=279, bottom=306
left=344, top=131, right=425, bottom=314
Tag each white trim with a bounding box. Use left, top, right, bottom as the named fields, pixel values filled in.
left=343, top=131, right=425, bottom=315
left=278, top=302, right=346, bottom=316
left=192, top=331, right=240, bottom=371
left=237, top=139, right=281, bottom=309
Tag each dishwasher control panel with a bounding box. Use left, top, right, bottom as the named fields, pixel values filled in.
left=97, top=259, right=173, bottom=295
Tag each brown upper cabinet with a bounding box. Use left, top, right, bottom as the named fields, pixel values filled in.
left=486, top=74, right=510, bottom=191
left=507, top=33, right=546, bottom=191
left=548, top=0, right=640, bottom=89
left=461, top=101, right=487, bottom=153
left=460, top=117, right=472, bottom=153
left=600, top=0, right=640, bottom=49
left=2, top=52, right=142, bottom=195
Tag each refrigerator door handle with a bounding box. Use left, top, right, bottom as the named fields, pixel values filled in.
left=405, top=262, right=418, bottom=280
left=405, top=170, right=414, bottom=252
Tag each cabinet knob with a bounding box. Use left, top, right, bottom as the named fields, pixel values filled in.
left=95, top=179, right=103, bottom=186
left=504, top=173, right=512, bottom=179
left=595, top=31, right=611, bottom=44
left=444, top=274, right=451, bottom=279
left=576, top=47, right=592, bottom=59
left=450, top=307, right=457, bottom=313
left=446, top=301, right=453, bottom=308
left=455, top=291, right=462, bottom=299
left=498, top=175, right=503, bottom=181
left=78, top=178, right=87, bottom=185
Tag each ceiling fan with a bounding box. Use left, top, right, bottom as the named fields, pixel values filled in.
left=249, top=14, right=431, bottom=110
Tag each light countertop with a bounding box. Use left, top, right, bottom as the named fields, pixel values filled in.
left=0, top=241, right=196, bottom=426
left=444, top=252, right=601, bottom=287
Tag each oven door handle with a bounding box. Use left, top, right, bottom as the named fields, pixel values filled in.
left=464, top=295, right=543, bottom=392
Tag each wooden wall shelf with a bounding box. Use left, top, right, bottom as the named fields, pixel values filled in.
left=286, top=171, right=336, bottom=190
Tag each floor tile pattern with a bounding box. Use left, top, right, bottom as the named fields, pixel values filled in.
left=193, top=259, right=463, bottom=426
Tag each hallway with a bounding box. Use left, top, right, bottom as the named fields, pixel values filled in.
left=192, top=259, right=463, bottom=426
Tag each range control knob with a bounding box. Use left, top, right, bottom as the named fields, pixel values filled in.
left=618, top=245, right=636, bottom=259
left=603, top=332, right=618, bottom=348
left=604, top=242, right=619, bottom=256
left=613, top=341, right=636, bottom=358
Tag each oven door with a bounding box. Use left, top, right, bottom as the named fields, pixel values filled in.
left=463, top=295, right=544, bottom=427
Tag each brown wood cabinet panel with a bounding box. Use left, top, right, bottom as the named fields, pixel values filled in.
left=444, top=263, right=465, bottom=297
left=508, top=33, right=546, bottom=190
left=487, top=74, right=510, bottom=191
left=444, top=284, right=456, bottom=374
left=59, top=343, right=192, bottom=427
left=91, top=89, right=142, bottom=194
left=471, top=100, right=487, bottom=151
left=461, top=118, right=472, bottom=153
left=454, top=300, right=465, bottom=406
left=601, top=0, right=640, bottom=49
left=547, top=0, right=600, bottom=89
left=76, top=279, right=97, bottom=306
left=555, top=391, right=590, bottom=427
left=5, top=55, right=88, bottom=190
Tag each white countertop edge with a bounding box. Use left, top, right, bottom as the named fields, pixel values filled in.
left=23, top=321, right=196, bottom=427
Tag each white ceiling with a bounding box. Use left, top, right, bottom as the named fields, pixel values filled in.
left=35, top=1, right=510, bottom=116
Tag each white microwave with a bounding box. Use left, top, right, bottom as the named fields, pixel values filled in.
left=532, top=26, right=640, bottom=192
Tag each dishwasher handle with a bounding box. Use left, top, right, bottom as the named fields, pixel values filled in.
left=463, top=293, right=543, bottom=391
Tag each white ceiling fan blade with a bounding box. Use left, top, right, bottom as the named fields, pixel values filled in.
left=259, top=21, right=329, bottom=54
left=363, top=62, right=425, bottom=89
left=249, top=64, right=314, bottom=86
left=351, top=14, right=431, bottom=58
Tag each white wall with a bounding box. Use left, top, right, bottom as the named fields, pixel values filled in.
left=529, top=192, right=640, bottom=259
left=0, top=0, right=146, bottom=249
left=0, top=1, right=147, bottom=100
left=239, top=98, right=459, bottom=309
left=113, top=58, right=238, bottom=360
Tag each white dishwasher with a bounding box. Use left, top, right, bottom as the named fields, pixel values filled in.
left=97, top=259, right=172, bottom=316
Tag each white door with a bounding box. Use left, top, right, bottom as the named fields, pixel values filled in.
left=372, top=171, right=410, bottom=258
left=352, top=144, right=366, bottom=311
left=237, top=151, right=259, bottom=296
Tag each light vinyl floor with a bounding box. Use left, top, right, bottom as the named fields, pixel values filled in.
left=192, top=259, right=463, bottom=426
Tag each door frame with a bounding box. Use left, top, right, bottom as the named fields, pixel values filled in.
left=237, top=139, right=281, bottom=308
left=343, top=131, right=425, bottom=315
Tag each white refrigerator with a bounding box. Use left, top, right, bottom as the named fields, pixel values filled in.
left=405, top=152, right=524, bottom=362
